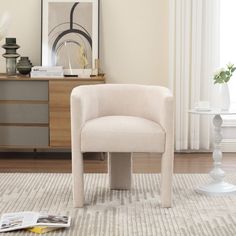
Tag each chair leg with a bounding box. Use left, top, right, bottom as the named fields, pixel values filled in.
left=72, top=152, right=84, bottom=207
left=108, top=152, right=132, bottom=190
left=160, top=153, right=173, bottom=208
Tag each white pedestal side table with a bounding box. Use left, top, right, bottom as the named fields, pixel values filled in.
left=189, top=109, right=236, bottom=195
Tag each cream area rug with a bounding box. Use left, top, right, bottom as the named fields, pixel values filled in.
left=0, top=173, right=236, bottom=236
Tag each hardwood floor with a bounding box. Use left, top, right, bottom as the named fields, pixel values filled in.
left=0, top=152, right=236, bottom=173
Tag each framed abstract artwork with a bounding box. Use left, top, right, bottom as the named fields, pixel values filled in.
left=41, top=0, right=98, bottom=76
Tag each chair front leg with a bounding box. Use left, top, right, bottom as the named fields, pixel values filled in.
left=72, top=151, right=84, bottom=207
left=160, top=152, right=173, bottom=208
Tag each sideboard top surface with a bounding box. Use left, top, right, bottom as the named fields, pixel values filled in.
left=0, top=74, right=105, bottom=82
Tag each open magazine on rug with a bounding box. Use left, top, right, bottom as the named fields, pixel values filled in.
left=0, top=211, right=70, bottom=233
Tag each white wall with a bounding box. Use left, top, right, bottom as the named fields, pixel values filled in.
left=0, top=0, right=41, bottom=72
left=0, top=0, right=168, bottom=86
left=100, top=0, right=169, bottom=86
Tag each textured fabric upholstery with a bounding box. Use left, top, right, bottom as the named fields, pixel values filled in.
left=81, top=116, right=165, bottom=153
left=71, top=84, right=174, bottom=208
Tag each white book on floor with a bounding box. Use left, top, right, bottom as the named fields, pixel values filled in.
left=0, top=211, right=71, bottom=233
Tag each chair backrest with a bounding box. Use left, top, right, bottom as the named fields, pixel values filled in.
left=71, top=84, right=171, bottom=124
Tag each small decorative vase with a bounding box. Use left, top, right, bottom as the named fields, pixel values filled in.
left=16, top=57, right=33, bottom=75
left=2, top=38, right=20, bottom=76
left=213, top=83, right=230, bottom=111
left=220, top=83, right=230, bottom=110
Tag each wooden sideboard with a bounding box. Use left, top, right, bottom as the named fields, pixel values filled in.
left=0, top=75, right=105, bottom=149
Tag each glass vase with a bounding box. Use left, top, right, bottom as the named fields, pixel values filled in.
left=2, top=38, right=20, bottom=76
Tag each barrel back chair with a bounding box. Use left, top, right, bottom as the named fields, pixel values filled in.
left=70, top=84, right=174, bottom=208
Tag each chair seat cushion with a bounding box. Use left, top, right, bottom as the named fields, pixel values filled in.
left=81, top=116, right=165, bottom=153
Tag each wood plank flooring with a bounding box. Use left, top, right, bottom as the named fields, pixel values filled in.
left=0, top=152, right=235, bottom=173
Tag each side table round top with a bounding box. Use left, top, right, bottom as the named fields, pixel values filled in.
left=189, top=108, right=236, bottom=115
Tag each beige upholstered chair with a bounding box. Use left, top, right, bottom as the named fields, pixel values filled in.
left=71, top=84, right=174, bottom=208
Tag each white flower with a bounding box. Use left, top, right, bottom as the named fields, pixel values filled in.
left=227, top=62, right=234, bottom=68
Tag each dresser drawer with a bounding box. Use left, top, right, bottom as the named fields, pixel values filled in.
left=0, top=104, right=48, bottom=124
left=0, top=81, right=48, bottom=100
left=0, top=126, right=48, bottom=146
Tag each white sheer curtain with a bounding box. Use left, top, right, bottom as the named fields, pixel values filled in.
left=169, top=0, right=220, bottom=151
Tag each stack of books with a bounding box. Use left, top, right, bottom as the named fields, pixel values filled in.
left=31, top=66, right=64, bottom=78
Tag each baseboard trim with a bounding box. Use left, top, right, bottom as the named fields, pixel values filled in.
left=175, top=139, right=236, bottom=153
left=221, top=139, right=236, bottom=152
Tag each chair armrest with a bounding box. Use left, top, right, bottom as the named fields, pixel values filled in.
left=158, top=89, right=174, bottom=153
left=71, top=86, right=100, bottom=127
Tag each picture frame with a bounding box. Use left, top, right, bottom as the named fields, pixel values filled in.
left=41, top=0, right=99, bottom=77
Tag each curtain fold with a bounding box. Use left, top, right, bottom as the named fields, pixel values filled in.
left=169, top=0, right=220, bottom=151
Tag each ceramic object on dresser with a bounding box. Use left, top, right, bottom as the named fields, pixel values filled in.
left=16, top=57, right=33, bottom=75
left=2, top=38, right=20, bottom=76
